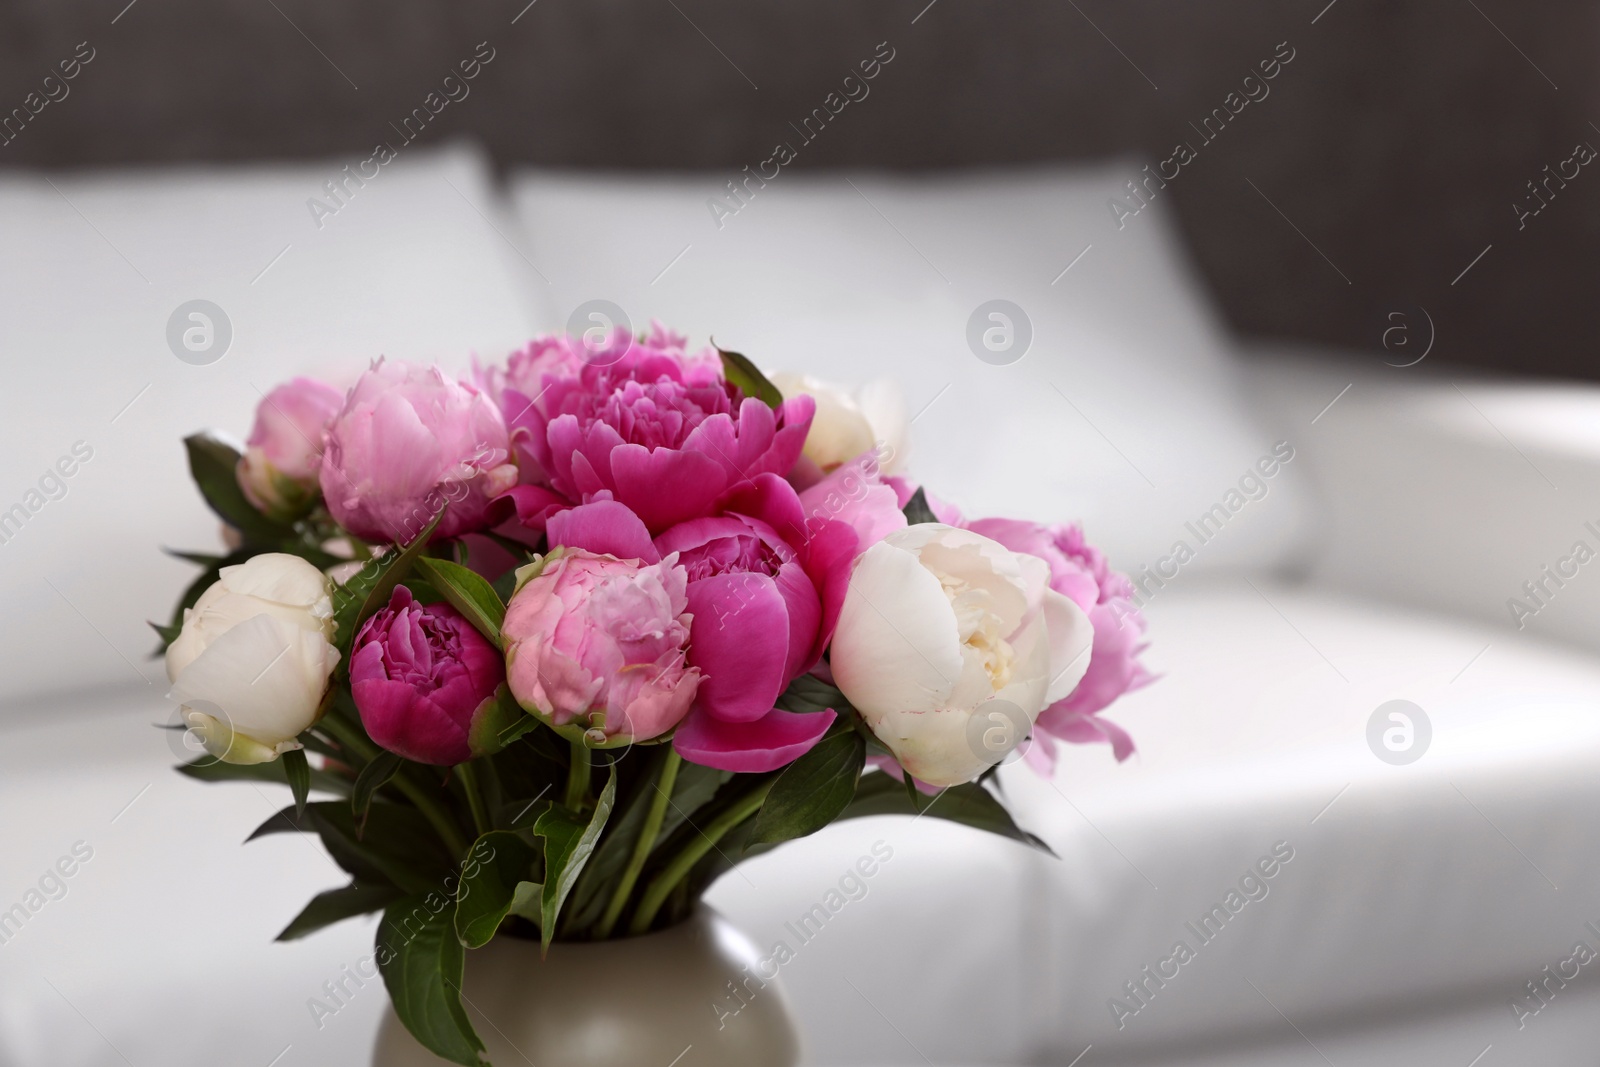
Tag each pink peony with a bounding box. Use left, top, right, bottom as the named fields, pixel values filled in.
left=965, top=518, right=1153, bottom=773
left=546, top=476, right=855, bottom=772
left=497, top=330, right=814, bottom=534
left=236, top=376, right=344, bottom=520
left=502, top=549, right=701, bottom=745
left=350, top=586, right=505, bottom=765
left=796, top=448, right=908, bottom=552
left=319, top=359, right=518, bottom=545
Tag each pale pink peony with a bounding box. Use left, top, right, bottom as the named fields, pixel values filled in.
left=501, top=549, right=701, bottom=745
left=236, top=377, right=344, bottom=520
left=318, top=359, right=518, bottom=545
left=965, top=518, right=1153, bottom=773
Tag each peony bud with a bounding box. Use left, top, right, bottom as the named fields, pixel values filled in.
left=165, top=553, right=340, bottom=765
left=350, top=586, right=507, bottom=766
left=829, top=525, right=1094, bottom=787
left=318, top=359, right=518, bottom=545
left=236, top=377, right=345, bottom=521
left=502, top=549, right=700, bottom=746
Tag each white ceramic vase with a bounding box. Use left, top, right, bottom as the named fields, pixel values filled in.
left=372, top=907, right=801, bottom=1066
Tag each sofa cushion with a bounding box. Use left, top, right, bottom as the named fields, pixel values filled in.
left=0, top=144, right=541, bottom=707
left=511, top=163, right=1315, bottom=579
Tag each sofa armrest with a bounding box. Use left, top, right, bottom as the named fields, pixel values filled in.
left=1239, top=343, right=1600, bottom=655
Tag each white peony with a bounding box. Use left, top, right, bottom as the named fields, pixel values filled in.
left=830, top=524, right=1093, bottom=786
left=165, top=553, right=339, bottom=765
left=772, top=373, right=907, bottom=474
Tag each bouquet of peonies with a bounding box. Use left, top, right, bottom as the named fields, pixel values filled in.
left=156, top=323, right=1151, bottom=1064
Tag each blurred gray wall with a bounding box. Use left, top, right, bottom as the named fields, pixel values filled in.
left=2, top=0, right=1596, bottom=377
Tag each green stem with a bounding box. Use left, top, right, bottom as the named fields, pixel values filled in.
left=629, top=779, right=772, bottom=936
left=318, top=715, right=469, bottom=858
left=596, top=749, right=681, bottom=939
left=455, top=761, right=492, bottom=838
left=566, top=739, right=592, bottom=811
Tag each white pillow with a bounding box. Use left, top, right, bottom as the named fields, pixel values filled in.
left=510, top=163, right=1313, bottom=582
left=0, top=142, right=542, bottom=708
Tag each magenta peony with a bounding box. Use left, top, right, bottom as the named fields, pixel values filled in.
left=350, top=586, right=506, bottom=766
left=502, top=549, right=701, bottom=745
left=319, top=359, right=518, bottom=545
left=236, top=376, right=344, bottom=521
left=546, top=475, right=855, bottom=772
left=498, top=331, right=814, bottom=534
left=966, top=518, right=1153, bottom=772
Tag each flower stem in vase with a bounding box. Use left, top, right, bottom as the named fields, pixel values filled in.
left=455, top=760, right=491, bottom=837
left=316, top=714, right=469, bottom=859
left=629, top=779, right=773, bottom=936
left=596, top=748, right=681, bottom=939
left=565, top=737, right=592, bottom=811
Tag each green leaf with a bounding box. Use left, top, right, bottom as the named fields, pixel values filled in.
left=415, top=557, right=506, bottom=648
left=250, top=802, right=456, bottom=894
left=352, top=750, right=404, bottom=822
left=499, top=795, right=555, bottom=832
left=533, top=765, right=617, bottom=950
left=454, top=831, right=540, bottom=948
left=565, top=749, right=681, bottom=933
left=377, top=895, right=485, bottom=1066
left=507, top=881, right=541, bottom=924
left=176, top=754, right=351, bottom=796
left=283, top=748, right=311, bottom=820
left=329, top=509, right=445, bottom=663
left=495, top=711, right=542, bottom=749
left=277, top=882, right=403, bottom=941
left=162, top=548, right=224, bottom=568
left=490, top=567, right=521, bottom=604
left=183, top=433, right=296, bottom=543
left=751, top=730, right=865, bottom=846
left=841, top=772, right=1054, bottom=855
left=464, top=687, right=523, bottom=760
left=716, top=345, right=784, bottom=409
left=774, top=674, right=854, bottom=717
left=902, top=486, right=939, bottom=526
left=655, top=760, right=730, bottom=842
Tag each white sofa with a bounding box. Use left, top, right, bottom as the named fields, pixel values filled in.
left=2, top=144, right=1598, bottom=1066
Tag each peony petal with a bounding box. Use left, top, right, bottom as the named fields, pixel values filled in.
left=1041, top=587, right=1095, bottom=705
left=672, top=705, right=836, bottom=773
left=547, top=500, right=660, bottom=563
left=608, top=444, right=728, bottom=532
left=718, top=472, right=809, bottom=545
left=797, top=455, right=907, bottom=551
left=830, top=540, right=964, bottom=718
left=798, top=518, right=858, bottom=664
left=353, top=682, right=472, bottom=765
left=1036, top=704, right=1136, bottom=762
left=684, top=574, right=794, bottom=722
left=168, top=614, right=336, bottom=744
